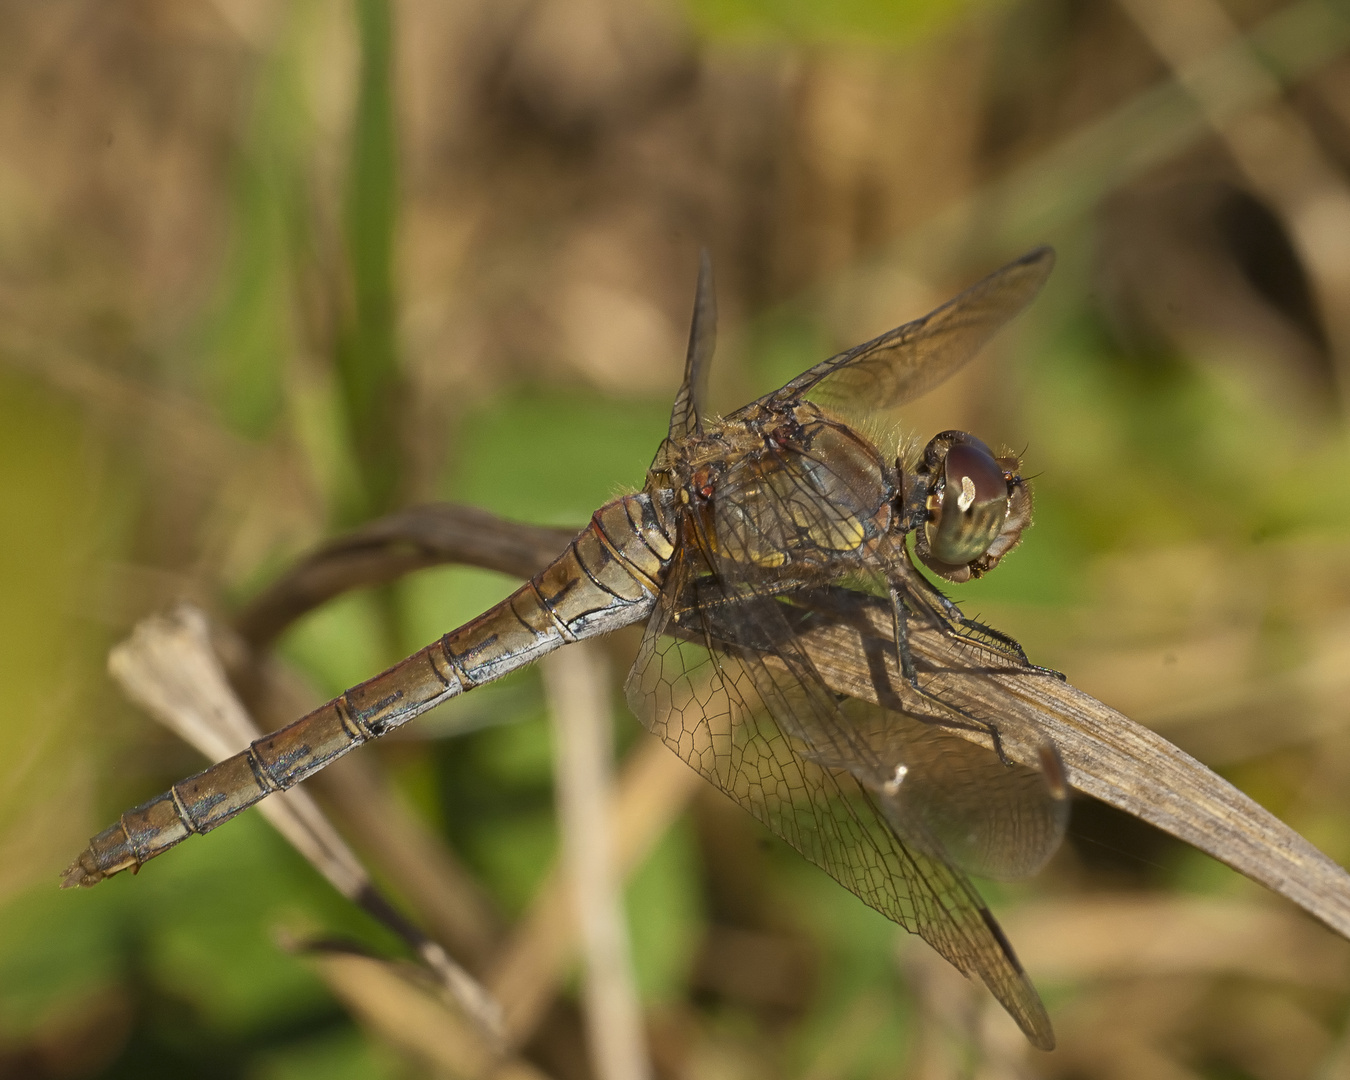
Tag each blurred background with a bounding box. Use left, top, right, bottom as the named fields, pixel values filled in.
left=6, top=0, right=1350, bottom=1076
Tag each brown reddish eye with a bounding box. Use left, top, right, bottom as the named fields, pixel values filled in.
left=944, top=442, right=1006, bottom=508
left=924, top=438, right=1010, bottom=568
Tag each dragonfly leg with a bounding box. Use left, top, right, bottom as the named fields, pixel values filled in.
left=888, top=584, right=919, bottom=686
left=904, top=669, right=1014, bottom=766
left=954, top=614, right=1066, bottom=681
left=920, top=585, right=1065, bottom=681
left=888, top=581, right=1013, bottom=765
left=885, top=554, right=1039, bottom=765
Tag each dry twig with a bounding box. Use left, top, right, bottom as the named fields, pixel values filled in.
left=487, top=736, right=701, bottom=1049
left=235, top=505, right=576, bottom=650
left=543, top=642, right=653, bottom=1080
left=298, top=944, right=549, bottom=1080
left=236, top=651, right=507, bottom=968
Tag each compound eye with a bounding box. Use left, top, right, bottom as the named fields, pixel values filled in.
left=924, top=438, right=1009, bottom=568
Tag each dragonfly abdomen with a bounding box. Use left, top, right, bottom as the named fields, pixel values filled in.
left=64, top=494, right=672, bottom=887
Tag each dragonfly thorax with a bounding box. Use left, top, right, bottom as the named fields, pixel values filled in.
left=679, top=403, right=898, bottom=575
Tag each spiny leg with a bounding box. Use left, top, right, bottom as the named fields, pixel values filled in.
left=888, top=582, right=1011, bottom=766
left=950, top=611, right=1065, bottom=681
left=889, top=583, right=918, bottom=685
left=907, top=567, right=1065, bottom=681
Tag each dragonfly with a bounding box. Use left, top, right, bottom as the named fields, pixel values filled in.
left=66, top=247, right=1068, bottom=1050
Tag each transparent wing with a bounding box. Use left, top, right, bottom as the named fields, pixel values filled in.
left=668, top=250, right=717, bottom=441
left=697, top=429, right=1068, bottom=880
left=833, top=693, right=1067, bottom=881
left=625, top=550, right=1057, bottom=1050
left=781, top=572, right=1071, bottom=882
left=753, top=247, right=1054, bottom=418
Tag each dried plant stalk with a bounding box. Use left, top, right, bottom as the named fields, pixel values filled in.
left=543, top=643, right=653, bottom=1080
left=235, top=651, right=507, bottom=968
left=488, top=737, right=701, bottom=1048
left=300, top=946, right=549, bottom=1080
left=235, top=505, right=576, bottom=650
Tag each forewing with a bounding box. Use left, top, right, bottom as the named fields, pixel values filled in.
left=758, top=247, right=1053, bottom=418
left=668, top=251, right=717, bottom=441
left=625, top=553, right=1055, bottom=1050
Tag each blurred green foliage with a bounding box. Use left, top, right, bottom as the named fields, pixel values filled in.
left=201, top=0, right=317, bottom=441
left=336, top=0, right=401, bottom=522
left=686, top=0, right=997, bottom=44
left=447, top=388, right=670, bottom=525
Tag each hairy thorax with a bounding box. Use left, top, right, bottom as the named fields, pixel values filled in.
left=647, top=401, right=898, bottom=580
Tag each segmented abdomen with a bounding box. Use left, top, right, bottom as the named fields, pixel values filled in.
left=66, top=494, right=673, bottom=886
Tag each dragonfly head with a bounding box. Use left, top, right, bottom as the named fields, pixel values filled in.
left=909, top=431, right=1031, bottom=583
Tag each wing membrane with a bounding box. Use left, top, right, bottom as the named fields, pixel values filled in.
left=668, top=251, right=717, bottom=441
left=835, top=694, right=1067, bottom=880
left=625, top=551, right=1057, bottom=1050
left=756, top=247, right=1054, bottom=418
